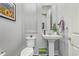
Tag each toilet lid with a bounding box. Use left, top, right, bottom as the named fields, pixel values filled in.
left=21, top=48, right=33, bottom=56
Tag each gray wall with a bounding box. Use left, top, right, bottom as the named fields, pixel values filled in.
left=0, top=3, right=24, bottom=56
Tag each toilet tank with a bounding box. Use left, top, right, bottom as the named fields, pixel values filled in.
left=26, top=36, right=36, bottom=48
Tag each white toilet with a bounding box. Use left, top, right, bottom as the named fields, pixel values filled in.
left=21, top=36, right=36, bottom=56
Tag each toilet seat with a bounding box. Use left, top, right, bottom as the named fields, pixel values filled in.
left=21, top=47, right=33, bottom=56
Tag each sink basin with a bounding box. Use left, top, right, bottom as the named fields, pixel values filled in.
left=42, top=34, right=62, bottom=56
left=42, top=35, right=62, bottom=41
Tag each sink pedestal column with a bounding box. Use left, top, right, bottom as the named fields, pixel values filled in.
left=42, top=35, right=62, bottom=56
left=48, top=40, right=55, bottom=56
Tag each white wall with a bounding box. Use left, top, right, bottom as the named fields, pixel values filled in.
left=0, top=3, right=24, bottom=56
left=57, top=3, right=73, bottom=56
left=57, top=3, right=79, bottom=56
left=22, top=4, right=37, bottom=47
left=71, top=4, right=79, bottom=33
left=23, top=3, right=37, bottom=33
left=57, top=3, right=79, bottom=35
left=57, top=3, right=73, bottom=35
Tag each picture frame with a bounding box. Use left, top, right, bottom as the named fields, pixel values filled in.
left=0, top=3, right=16, bottom=21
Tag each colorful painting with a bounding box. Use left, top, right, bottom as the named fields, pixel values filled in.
left=0, top=3, right=16, bottom=21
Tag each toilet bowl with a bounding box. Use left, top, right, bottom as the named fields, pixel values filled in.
left=21, top=47, right=33, bottom=56
left=21, top=36, right=36, bottom=56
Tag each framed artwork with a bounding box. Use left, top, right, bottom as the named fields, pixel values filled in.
left=0, top=3, right=16, bottom=21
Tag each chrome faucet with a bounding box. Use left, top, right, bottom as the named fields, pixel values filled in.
left=42, top=22, right=46, bottom=35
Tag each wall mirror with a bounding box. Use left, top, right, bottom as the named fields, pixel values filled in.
left=41, top=4, right=57, bottom=30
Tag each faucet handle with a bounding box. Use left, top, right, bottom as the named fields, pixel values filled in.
left=42, top=22, right=45, bottom=29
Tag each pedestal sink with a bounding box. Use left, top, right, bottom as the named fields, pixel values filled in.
left=42, top=35, right=62, bottom=56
